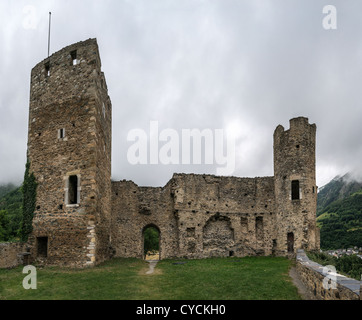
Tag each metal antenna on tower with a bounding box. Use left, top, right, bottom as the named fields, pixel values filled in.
left=48, top=12, right=52, bottom=58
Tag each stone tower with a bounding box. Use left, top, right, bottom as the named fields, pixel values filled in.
left=273, top=117, right=320, bottom=255
left=27, top=39, right=112, bottom=267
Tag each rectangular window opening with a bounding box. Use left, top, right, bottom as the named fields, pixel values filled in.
left=255, top=217, right=264, bottom=240
left=37, top=237, right=48, bottom=258
left=70, top=50, right=78, bottom=65
left=291, top=180, right=300, bottom=200
left=68, top=175, right=78, bottom=205
left=240, top=217, right=248, bottom=233
left=45, top=62, right=50, bottom=77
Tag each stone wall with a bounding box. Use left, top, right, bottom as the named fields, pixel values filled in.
left=111, top=179, right=179, bottom=259
left=0, top=243, right=26, bottom=269
left=296, top=250, right=361, bottom=300
left=171, top=174, right=276, bottom=258
left=111, top=173, right=277, bottom=259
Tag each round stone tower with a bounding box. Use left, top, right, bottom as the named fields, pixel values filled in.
left=273, top=117, right=320, bottom=255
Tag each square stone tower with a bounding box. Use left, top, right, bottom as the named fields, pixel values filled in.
left=27, top=39, right=112, bottom=267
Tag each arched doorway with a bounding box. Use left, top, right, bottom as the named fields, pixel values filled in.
left=143, top=225, right=160, bottom=260
left=203, top=214, right=234, bottom=257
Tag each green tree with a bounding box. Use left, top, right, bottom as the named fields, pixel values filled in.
left=0, top=186, right=23, bottom=240
left=0, top=209, right=10, bottom=241
left=20, top=160, right=37, bottom=242
left=144, top=227, right=159, bottom=255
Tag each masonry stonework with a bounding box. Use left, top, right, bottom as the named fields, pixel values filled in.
left=25, top=39, right=320, bottom=267
left=0, top=243, right=27, bottom=269
left=27, top=39, right=111, bottom=267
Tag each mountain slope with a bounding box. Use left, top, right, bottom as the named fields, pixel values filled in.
left=317, top=187, right=362, bottom=250
left=0, top=185, right=22, bottom=241
left=317, top=173, right=362, bottom=215
left=0, top=183, right=17, bottom=199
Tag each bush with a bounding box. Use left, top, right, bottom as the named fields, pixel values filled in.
left=0, top=209, right=10, bottom=241
left=20, top=160, right=37, bottom=242
left=143, top=227, right=159, bottom=255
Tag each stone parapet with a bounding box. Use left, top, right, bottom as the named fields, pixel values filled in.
left=296, top=249, right=361, bottom=300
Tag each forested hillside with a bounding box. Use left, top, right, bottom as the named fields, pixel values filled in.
left=0, top=183, right=17, bottom=199
left=0, top=185, right=22, bottom=241
left=317, top=173, right=362, bottom=214
left=317, top=174, right=362, bottom=249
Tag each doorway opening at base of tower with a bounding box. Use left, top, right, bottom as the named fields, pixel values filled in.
left=37, top=237, right=48, bottom=258
left=143, top=224, right=160, bottom=261
left=287, top=232, right=294, bottom=253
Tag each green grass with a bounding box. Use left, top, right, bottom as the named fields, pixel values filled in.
left=0, top=256, right=301, bottom=300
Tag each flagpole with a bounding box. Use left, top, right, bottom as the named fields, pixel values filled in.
left=48, top=12, right=52, bottom=58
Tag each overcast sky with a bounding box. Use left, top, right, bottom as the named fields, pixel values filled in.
left=1, top=0, right=362, bottom=188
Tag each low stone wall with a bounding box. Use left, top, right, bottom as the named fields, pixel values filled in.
left=0, top=242, right=29, bottom=269
left=296, top=249, right=361, bottom=300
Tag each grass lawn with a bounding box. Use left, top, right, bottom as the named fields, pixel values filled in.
left=0, top=256, right=302, bottom=300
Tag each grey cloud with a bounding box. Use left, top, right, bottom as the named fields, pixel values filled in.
left=0, top=0, right=361, bottom=188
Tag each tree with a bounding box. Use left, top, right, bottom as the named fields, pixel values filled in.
left=144, top=226, right=159, bottom=256
left=20, top=160, right=37, bottom=242
left=0, top=210, right=10, bottom=241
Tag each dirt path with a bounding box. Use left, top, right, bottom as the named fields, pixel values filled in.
left=289, top=266, right=317, bottom=300
left=146, top=260, right=159, bottom=275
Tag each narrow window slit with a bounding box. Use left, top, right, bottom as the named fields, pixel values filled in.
left=45, top=62, right=50, bottom=77
left=68, top=175, right=78, bottom=205
left=70, top=50, right=78, bottom=65
left=58, top=128, right=65, bottom=139
left=291, top=180, right=300, bottom=200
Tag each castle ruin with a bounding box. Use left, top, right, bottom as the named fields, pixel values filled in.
left=26, top=39, right=320, bottom=267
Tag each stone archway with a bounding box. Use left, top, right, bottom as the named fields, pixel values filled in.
left=203, top=214, right=234, bottom=257
left=142, top=224, right=161, bottom=260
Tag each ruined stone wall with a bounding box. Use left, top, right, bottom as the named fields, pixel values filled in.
left=111, top=180, right=179, bottom=259
left=27, top=39, right=112, bottom=267
left=0, top=243, right=26, bottom=269
left=171, top=174, right=277, bottom=258
left=111, top=174, right=277, bottom=259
